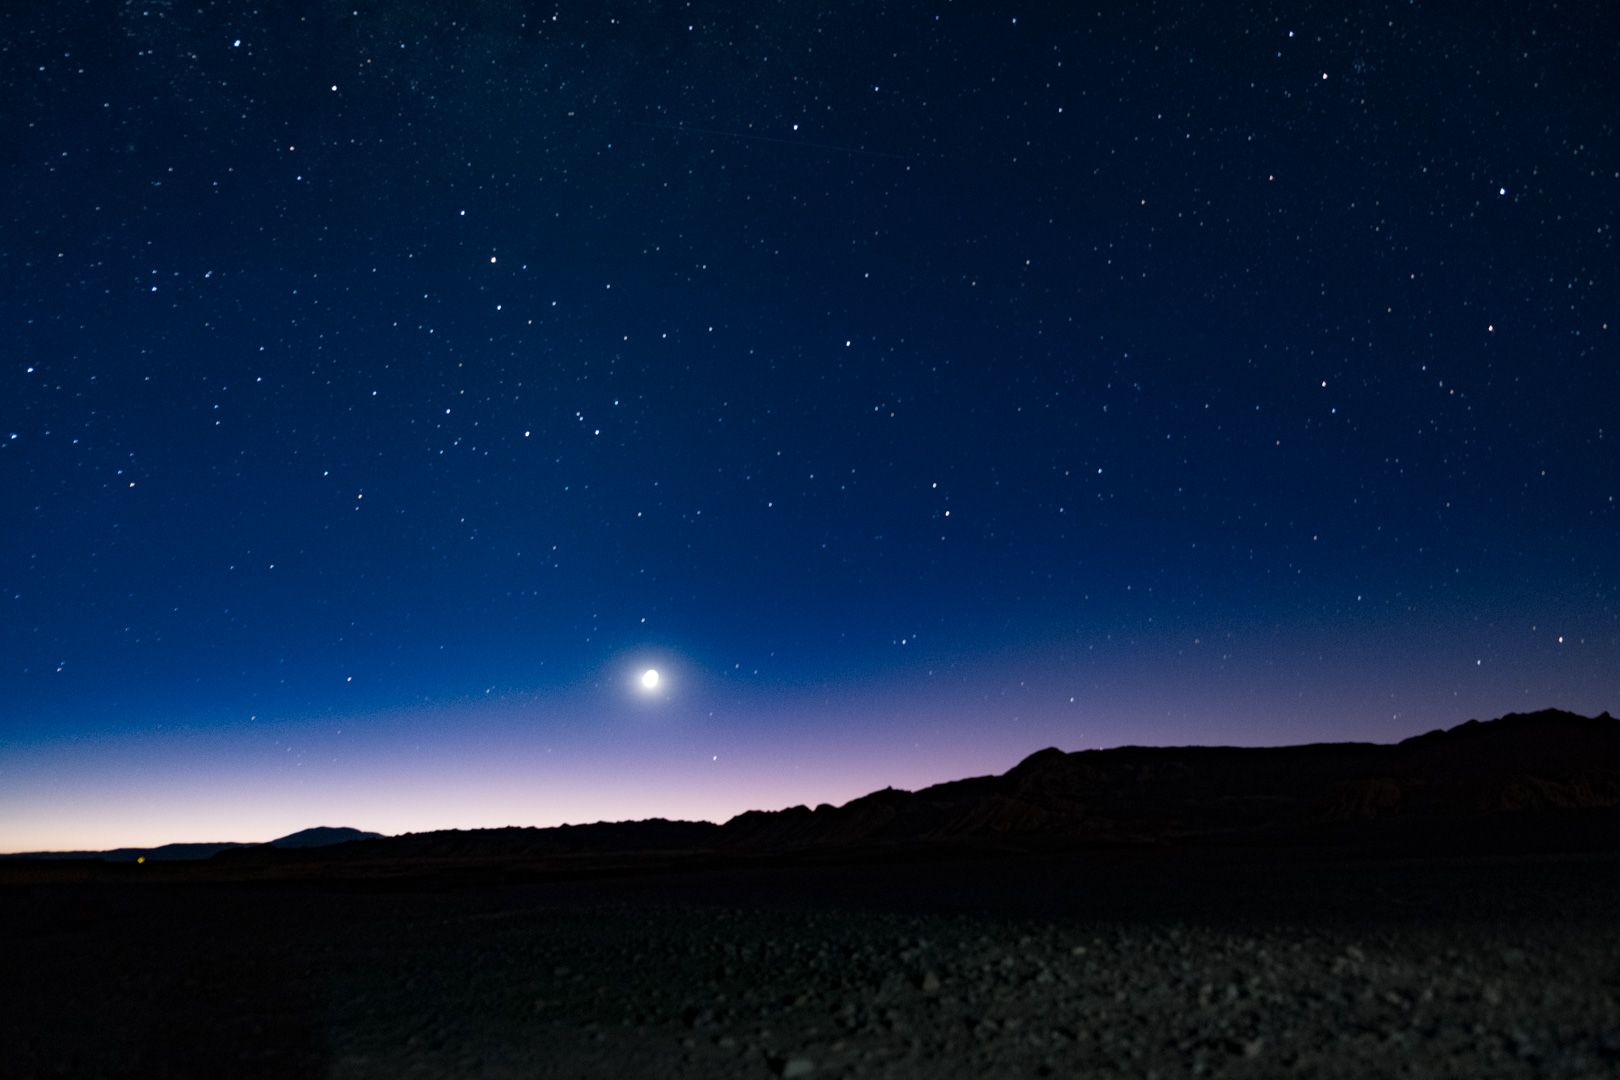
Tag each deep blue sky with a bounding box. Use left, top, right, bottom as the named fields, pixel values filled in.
left=4, top=2, right=1617, bottom=848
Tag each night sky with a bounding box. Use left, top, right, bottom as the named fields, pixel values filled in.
left=4, top=2, right=1617, bottom=851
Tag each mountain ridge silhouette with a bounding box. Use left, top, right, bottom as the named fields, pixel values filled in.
left=1, top=825, right=380, bottom=862
left=226, top=708, right=1620, bottom=868
left=11, top=710, right=1616, bottom=865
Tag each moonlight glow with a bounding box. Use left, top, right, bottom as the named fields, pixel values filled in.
left=2, top=2, right=1615, bottom=861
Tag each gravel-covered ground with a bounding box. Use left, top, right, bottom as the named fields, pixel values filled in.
left=9, top=850, right=1620, bottom=1078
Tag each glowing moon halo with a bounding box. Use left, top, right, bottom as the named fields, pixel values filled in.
left=639, top=668, right=661, bottom=691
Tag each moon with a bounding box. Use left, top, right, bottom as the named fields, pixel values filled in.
left=639, top=668, right=661, bottom=691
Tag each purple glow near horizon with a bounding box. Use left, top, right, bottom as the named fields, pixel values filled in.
left=2, top=4, right=1616, bottom=852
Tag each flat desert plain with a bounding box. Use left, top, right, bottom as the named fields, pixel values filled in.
left=8, top=846, right=1620, bottom=1079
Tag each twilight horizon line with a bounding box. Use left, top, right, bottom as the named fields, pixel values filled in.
left=6, top=703, right=1607, bottom=855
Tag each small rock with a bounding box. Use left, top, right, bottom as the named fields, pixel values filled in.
left=777, top=1056, right=815, bottom=1078
left=920, top=971, right=941, bottom=993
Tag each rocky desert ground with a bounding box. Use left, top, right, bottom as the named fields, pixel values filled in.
left=9, top=847, right=1620, bottom=1079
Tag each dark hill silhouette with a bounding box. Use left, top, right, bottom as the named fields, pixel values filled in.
left=3, top=826, right=381, bottom=862
left=0, top=841, right=252, bottom=863
left=227, top=709, right=1620, bottom=875
left=16, top=711, right=1614, bottom=871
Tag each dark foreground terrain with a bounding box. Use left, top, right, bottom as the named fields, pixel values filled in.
left=11, top=711, right=1620, bottom=1077
left=8, top=846, right=1620, bottom=1079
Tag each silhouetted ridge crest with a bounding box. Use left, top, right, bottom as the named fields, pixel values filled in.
left=197, top=710, right=1620, bottom=869
left=1008, top=747, right=1067, bottom=774
left=4, top=825, right=384, bottom=862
